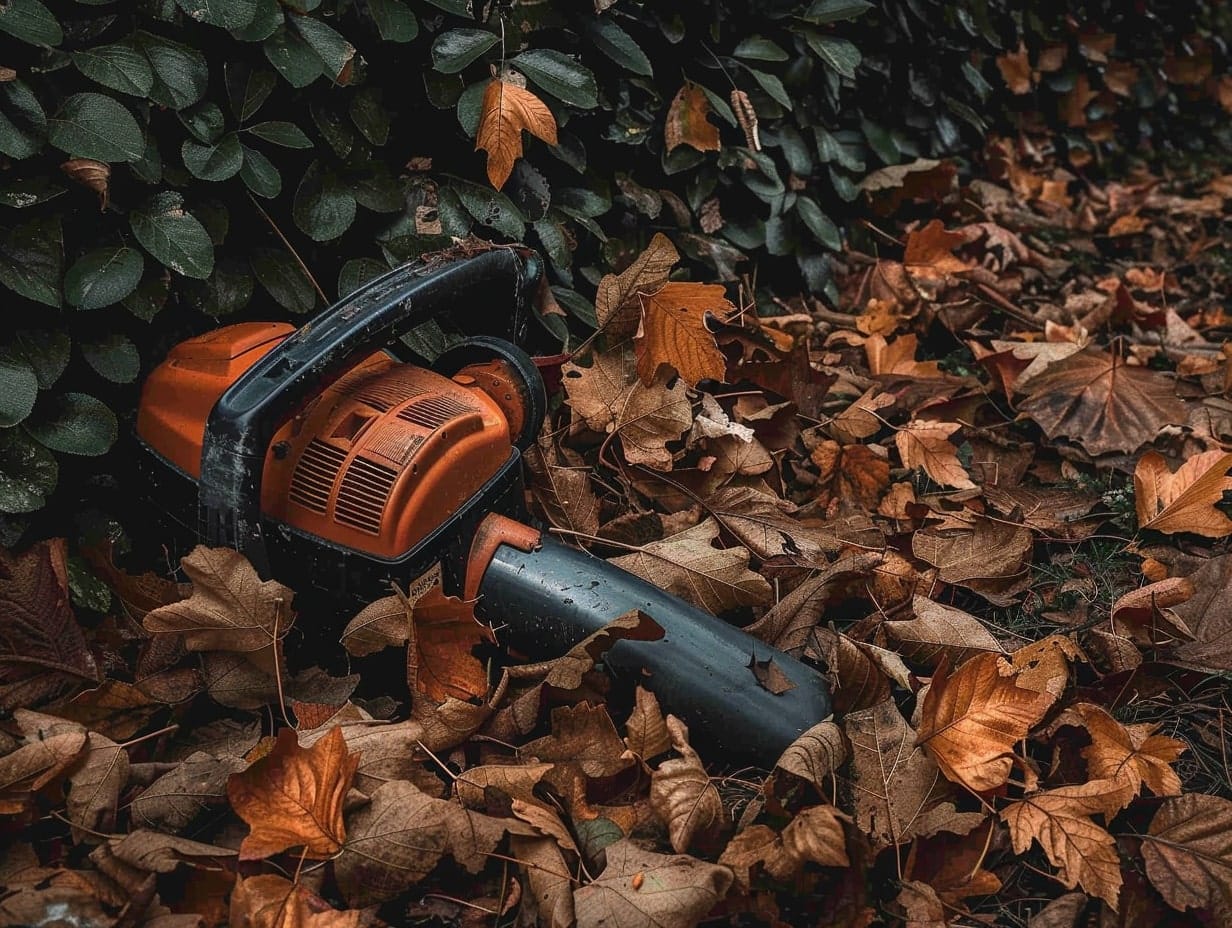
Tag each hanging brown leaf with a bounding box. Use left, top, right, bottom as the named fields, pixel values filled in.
left=1142, top=794, right=1232, bottom=922
left=665, top=82, right=720, bottom=153
left=1134, top=450, right=1232, bottom=537
left=143, top=546, right=294, bottom=675
left=1018, top=348, right=1187, bottom=456
left=917, top=652, right=1052, bottom=792
left=650, top=716, right=724, bottom=853
left=475, top=77, right=558, bottom=189
left=634, top=281, right=737, bottom=385
left=895, top=420, right=976, bottom=489
left=226, top=727, right=359, bottom=860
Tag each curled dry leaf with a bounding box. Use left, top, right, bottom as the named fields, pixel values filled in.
left=405, top=583, right=493, bottom=703
left=1142, top=793, right=1232, bottom=922
left=625, top=685, right=672, bottom=760
left=917, top=652, right=1052, bottom=792
left=226, top=727, right=359, bottom=860
left=895, top=420, right=976, bottom=489
left=665, top=83, right=720, bottom=153
left=1108, top=577, right=1194, bottom=646
left=510, top=834, right=574, bottom=928
left=649, top=716, right=724, bottom=854
left=719, top=804, right=848, bottom=889
left=475, top=78, right=558, bottom=190
left=61, top=158, right=110, bottom=209
left=1134, top=450, right=1232, bottom=537
left=340, top=563, right=441, bottom=657
left=634, top=281, right=736, bottom=386
left=772, top=718, right=847, bottom=792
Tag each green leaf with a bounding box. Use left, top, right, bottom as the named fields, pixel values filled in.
left=367, top=0, right=417, bottom=42
left=587, top=18, right=652, bottom=76
left=252, top=248, right=317, bottom=313
left=173, top=0, right=258, bottom=29
left=804, top=33, right=862, bottom=80
left=239, top=145, right=281, bottom=198
left=179, top=101, right=227, bottom=144
left=13, top=330, right=69, bottom=389
left=73, top=42, right=153, bottom=96
left=511, top=50, right=598, bottom=108
left=0, top=0, right=61, bottom=46
left=0, top=81, right=47, bottom=160
left=795, top=196, right=842, bottom=250
left=0, top=427, right=57, bottom=514
left=185, top=259, right=254, bottom=316
left=64, top=246, right=143, bottom=310
left=292, top=161, right=356, bottom=242
left=292, top=16, right=355, bottom=82
left=338, top=258, right=388, bottom=298
left=245, top=120, right=313, bottom=148
left=310, top=100, right=353, bottom=156
left=138, top=32, right=210, bottom=109
left=802, top=0, right=873, bottom=23
left=226, top=63, right=277, bottom=121
left=455, top=81, right=485, bottom=138
left=131, top=192, right=215, bottom=279
left=748, top=69, right=792, bottom=109
left=48, top=93, right=143, bottom=162
left=182, top=133, right=244, bottom=181
left=0, top=350, right=38, bottom=429
left=351, top=172, right=403, bottom=212
left=123, top=274, right=170, bottom=322
left=0, top=216, right=62, bottom=307
left=0, top=176, right=65, bottom=210
left=67, top=556, right=111, bottom=613
left=420, top=0, right=470, bottom=13
left=26, top=393, right=117, bottom=456
left=734, top=37, right=788, bottom=62
left=81, top=334, right=139, bottom=384
left=263, top=22, right=324, bottom=87
left=452, top=179, right=525, bottom=240
left=231, top=0, right=281, bottom=41
left=350, top=88, right=389, bottom=146
left=431, top=28, right=498, bottom=74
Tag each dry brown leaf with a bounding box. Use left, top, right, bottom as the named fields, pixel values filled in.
left=997, top=44, right=1033, bottom=94
left=897, top=880, right=947, bottom=928
left=454, top=763, right=553, bottom=813
left=226, top=727, right=359, bottom=860
left=104, top=829, right=236, bottom=873
left=650, top=716, right=724, bottom=853
left=665, top=82, right=720, bottom=153
left=523, top=703, right=634, bottom=779
left=719, top=804, right=848, bottom=889
left=1003, top=634, right=1086, bottom=705
left=1027, top=893, right=1088, bottom=928
left=1108, top=578, right=1194, bottom=646
left=634, top=281, right=736, bottom=385
left=704, top=486, right=835, bottom=560
left=1018, top=348, right=1187, bottom=456
left=866, top=333, right=945, bottom=378
left=812, top=440, right=891, bottom=511
left=340, top=564, right=440, bottom=657
left=1171, top=554, right=1232, bottom=671
left=66, top=732, right=129, bottom=843
left=0, top=726, right=87, bottom=813
left=511, top=834, right=574, bottom=928
left=903, top=220, right=973, bottom=297
left=773, top=719, right=847, bottom=791
left=625, top=685, right=672, bottom=760
left=475, top=78, right=558, bottom=189
left=917, top=652, right=1052, bottom=792
left=912, top=517, right=1033, bottom=603
left=132, top=751, right=246, bottom=833
left=827, top=388, right=895, bottom=444
left=144, top=547, right=294, bottom=675
left=609, top=517, right=771, bottom=614
left=596, top=232, right=680, bottom=336
left=1062, top=703, right=1185, bottom=802
left=1142, top=794, right=1232, bottom=922
left=229, top=873, right=360, bottom=928
left=526, top=442, right=601, bottom=537
left=406, top=584, right=492, bottom=703
left=1134, top=450, right=1232, bottom=537
left=895, top=421, right=975, bottom=489
left=884, top=595, right=1005, bottom=668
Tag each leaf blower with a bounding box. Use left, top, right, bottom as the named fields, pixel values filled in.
left=134, top=247, right=832, bottom=761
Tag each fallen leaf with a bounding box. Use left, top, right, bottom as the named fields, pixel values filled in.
left=144, top=547, right=295, bottom=675
left=917, top=652, right=1052, bottom=792
left=1172, top=554, right=1232, bottom=671
left=827, top=387, right=895, bottom=444
left=1003, top=635, right=1085, bottom=705
left=1134, top=450, right=1232, bottom=537
left=523, top=703, right=634, bottom=779
left=229, top=873, right=360, bottom=928
left=454, top=763, right=553, bottom=813
left=903, top=220, right=973, bottom=297
left=511, top=834, right=574, bottom=928
left=475, top=78, right=558, bottom=189
left=596, top=233, right=680, bottom=336
left=66, top=732, right=129, bottom=843
left=702, top=486, right=833, bottom=560
left=1026, top=893, right=1089, bottom=928
left=720, top=804, right=848, bottom=889
left=634, top=281, right=736, bottom=385
left=895, top=421, right=975, bottom=489
left=812, top=440, right=891, bottom=511
left=650, top=716, right=724, bottom=853
left=997, top=44, right=1033, bottom=93
left=526, top=441, right=602, bottom=537
left=625, top=686, right=672, bottom=760
left=572, top=837, right=733, bottom=928
left=773, top=719, right=847, bottom=792
left=912, top=518, right=1033, bottom=603
left=665, top=83, right=720, bottom=153
left=1060, top=703, right=1185, bottom=803
left=132, top=751, right=246, bottom=833
left=866, top=333, right=945, bottom=378
left=1109, top=578, right=1194, bottom=646
left=406, top=584, right=492, bottom=703
left=0, top=726, right=87, bottom=813
left=884, top=595, right=1005, bottom=668
left=226, top=727, right=359, bottom=860
left=1142, top=793, right=1232, bottom=922
left=104, top=830, right=236, bottom=873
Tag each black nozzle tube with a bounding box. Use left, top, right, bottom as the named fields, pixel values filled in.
left=476, top=536, right=831, bottom=763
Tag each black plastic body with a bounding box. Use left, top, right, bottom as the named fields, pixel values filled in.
left=198, top=248, right=543, bottom=574
left=477, top=536, right=832, bottom=762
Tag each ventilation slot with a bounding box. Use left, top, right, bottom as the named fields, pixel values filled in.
left=288, top=440, right=347, bottom=513
left=397, top=395, right=474, bottom=429
left=334, top=457, right=398, bottom=534
left=356, top=378, right=424, bottom=412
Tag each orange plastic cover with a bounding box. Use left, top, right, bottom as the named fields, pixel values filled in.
left=137, top=323, right=515, bottom=560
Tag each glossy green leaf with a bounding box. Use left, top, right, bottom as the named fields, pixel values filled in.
left=431, top=28, right=498, bottom=74
left=350, top=89, right=390, bottom=146
left=293, top=16, right=355, bottom=81
left=0, top=81, right=47, bottom=160
left=182, top=133, right=244, bottom=181
left=48, top=93, right=143, bottom=162
left=452, top=179, right=526, bottom=240
left=734, top=37, right=788, bottom=62
left=455, top=81, right=485, bottom=138
left=64, top=246, right=143, bottom=310
left=138, top=32, right=210, bottom=109
left=226, top=64, right=277, bottom=122
left=122, top=275, right=170, bottom=322
left=231, top=0, right=281, bottom=41
left=748, top=68, right=792, bottom=109
left=239, top=145, right=281, bottom=198
left=131, top=192, right=215, bottom=279
left=805, top=33, right=862, bottom=79
left=0, top=216, right=62, bottom=307
left=0, top=0, right=61, bottom=47
left=0, top=351, right=38, bottom=429
left=252, top=248, right=317, bottom=313
left=512, top=49, right=598, bottom=108
left=803, top=0, right=873, bottom=23
left=185, top=259, right=254, bottom=316
left=795, top=196, right=842, bottom=250
left=367, top=0, right=417, bottom=42
left=173, top=0, right=258, bottom=30
left=292, top=161, right=356, bottom=242
left=338, top=258, right=388, bottom=298
left=13, top=330, right=69, bottom=389
left=26, top=392, right=118, bottom=456
left=245, top=120, right=313, bottom=148
left=0, top=427, right=58, bottom=514
left=72, top=43, right=154, bottom=96
left=587, top=18, right=652, bottom=76
left=179, top=102, right=227, bottom=144
left=263, top=22, right=324, bottom=87
left=81, top=334, right=140, bottom=384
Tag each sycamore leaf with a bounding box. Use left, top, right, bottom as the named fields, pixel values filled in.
left=917, top=652, right=1052, bottom=792
left=596, top=233, right=680, bottom=336
left=572, top=837, right=733, bottom=928
left=406, top=583, right=492, bottom=703
left=665, top=82, right=720, bottom=153
left=883, top=595, right=1005, bottom=668
left=1134, top=450, right=1232, bottom=537
left=1059, top=703, right=1185, bottom=803
left=608, top=517, right=772, bottom=613
left=1142, top=794, right=1232, bottom=922
left=475, top=78, right=558, bottom=190
left=226, top=727, right=359, bottom=860
left=719, top=804, right=848, bottom=889
left=650, top=716, right=723, bottom=853
left=895, top=421, right=975, bottom=489
left=230, top=874, right=360, bottom=928
left=634, top=281, right=736, bottom=385
left=143, top=546, right=294, bottom=675
left=902, top=220, right=972, bottom=297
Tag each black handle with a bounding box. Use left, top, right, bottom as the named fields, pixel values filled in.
left=200, top=248, right=543, bottom=572
left=477, top=535, right=831, bottom=763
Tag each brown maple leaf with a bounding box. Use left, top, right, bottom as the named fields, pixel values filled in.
left=227, top=727, right=359, bottom=860
left=230, top=873, right=360, bottom=928
left=634, top=281, right=737, bottom=385
left=595, top=233, right=680, bottom=336
left=406, top=583, right=493, bottom=703
left=1056, top=702, right=1186, bottom=804
left=665, top=82, right=720, bottom=153
left=475, top=78, right=558, bottom=190
left=903, top=220, right=973, bottom=297
left=895, top=420, right=975, bottom=489
left=1134, top=449, right=1232, bottom=537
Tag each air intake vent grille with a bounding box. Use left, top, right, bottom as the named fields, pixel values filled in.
left=335, top=456, right=398, bottom=534
left=288, top=440, right=347, bottom=513
left=356, top=379, right=424, bottom=412
left=397, top=395, right=474, bottom=429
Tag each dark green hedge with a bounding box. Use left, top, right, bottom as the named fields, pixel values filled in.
left=0, top=0, right=1228, bottom=540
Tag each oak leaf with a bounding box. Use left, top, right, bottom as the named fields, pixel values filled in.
left=917, top=652, right=1052, bottom=792
left=895, top=421, right=975, bottom=489
left=650, top=716, right=723, bottom=853
left=475, top=78, right=558, bottom=190
left=608, top=517, right=771, bottom=613
left=665, top=83, right=720, bottom=153
left=635, top=281, right=736, bottom=385
left=226, top=727, right=359, bottom=860
left=719, top=804, right=848, bottom=889
left=144, top=546, right=295, bottom=675
left=596, top=233, right=679, bottom=336
left=884, top=596, right=1005, bottom=668
left=1134, top=450, right=1232, bottom=537
left=229, top=874, right=360, bottom=928
left=1142, top=794, right=1232, bottom=922
left=1018, top=348, right=1187, bottom=456
left=572, top=838, right=733, bottom=928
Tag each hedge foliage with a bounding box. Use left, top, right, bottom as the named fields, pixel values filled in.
left=0, top=0, right=1228, bottom=541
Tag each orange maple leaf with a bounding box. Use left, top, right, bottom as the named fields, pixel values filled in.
left=1134, top=450, right=1232, bottom=538
left=407, top=584, right=494, bottom=703
left=227, top=726, right=359, bottom=860
left=665, top=83, right=720, bottom=153
left=634, top=281, right=736, bottom=385
left=895, top=420, right=975, bottom=490
left=903, top=220, right=973, bottom=287
left=475, top=78, right=558, bottom=190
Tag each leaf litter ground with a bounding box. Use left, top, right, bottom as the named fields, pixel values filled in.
left=4, top=138, right=1232, bottom=928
